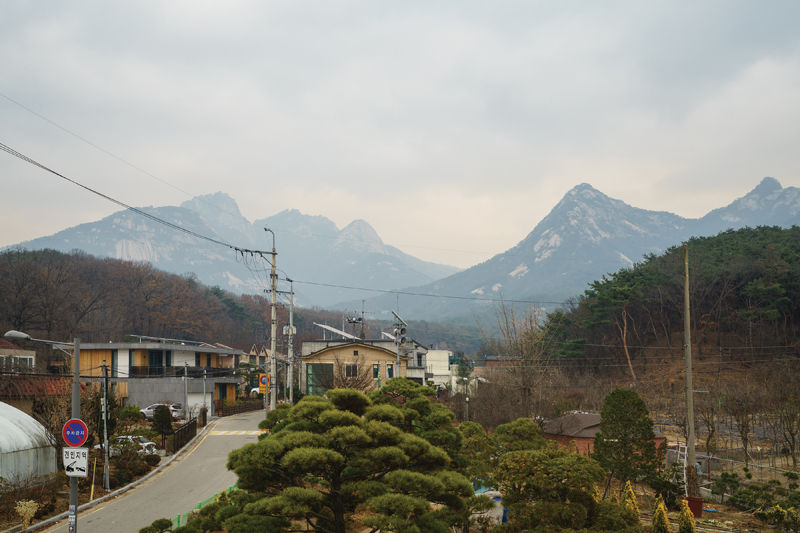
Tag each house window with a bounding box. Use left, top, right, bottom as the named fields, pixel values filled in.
left=207, top=354, right=212, bottom=367
left=345, top=364, right=358, bottom=378
left=195, top=354, right=201, bottom=367
left=373, top=364, right=380, bottom=379
left=417, top=353, right=423, bottom=367
left=353, top=350, right=359, bottom=356
left=387, top=364, right=394, bottom=379
left=307, top=363, right=334, bottom=396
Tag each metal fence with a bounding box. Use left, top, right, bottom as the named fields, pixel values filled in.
left=171, top=417, right=197, bottom=452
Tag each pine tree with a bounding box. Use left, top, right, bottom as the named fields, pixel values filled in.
left=678, top=498, right=697, bottom=533
left=622, top=480, right=640, bottom=517
left=651, top=497, right=670, bottom=533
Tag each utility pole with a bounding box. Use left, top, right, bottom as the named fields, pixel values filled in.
left=286, top=279, right=295, bottom=404
left=392, top=311, right=408, bottom=376
left=265, top=228, right=278, bottom=411
left=277, top=281, right=296, bottom=403
left=101, top=360, right=110, bottom=490
left=184, top=361, right=189, bottom=421
left=684, top=243, right=697, bottom=492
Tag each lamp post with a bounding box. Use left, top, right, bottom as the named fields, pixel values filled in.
left=4, top=330, right=81, bottom=532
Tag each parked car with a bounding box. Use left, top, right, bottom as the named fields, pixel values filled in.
left=93, top=435, right=158, bottom=456
left=140, top=403, right=184, bottom=420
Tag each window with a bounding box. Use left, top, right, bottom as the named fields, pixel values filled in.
left=353, top=350, right=359, bottom=356
left=195, top=354, right=201, bottom=367
left=387, top=364, right=394, bottom=379
left=307, top=363, right=334, bottom=396
left=417, top=353, right=423, bottom=367
left=373, top=364, right=380, bottom=379
left=345, top=364, right=358, bottom=378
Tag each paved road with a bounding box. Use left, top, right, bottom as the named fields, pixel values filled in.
left=43, top=410, right=265, bottom=533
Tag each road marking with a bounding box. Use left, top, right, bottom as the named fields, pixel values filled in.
left=209, top=430, right=263, bottom=436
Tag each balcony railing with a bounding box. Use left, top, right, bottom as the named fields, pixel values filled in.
left=128, top=366, right=238, bottom=378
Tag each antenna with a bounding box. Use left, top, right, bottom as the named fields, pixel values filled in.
left=391, top=311, right=408, bottom=326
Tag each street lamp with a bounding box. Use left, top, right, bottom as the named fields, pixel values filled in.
left=5, top=330, right=81, bottom=532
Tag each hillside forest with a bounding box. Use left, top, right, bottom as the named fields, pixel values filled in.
left=461, top=226, right=800, bottom=476
left=0, top=248, right=481, bottom=362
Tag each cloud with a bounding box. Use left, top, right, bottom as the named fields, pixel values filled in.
left=1, top=1, right=799, bottom=268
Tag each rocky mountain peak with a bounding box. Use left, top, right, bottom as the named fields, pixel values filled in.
left=181, top=192, right=243, bottom=218
left=336, top=219, right=385, bottom=253
left=751, top=176, right=782, bottom=196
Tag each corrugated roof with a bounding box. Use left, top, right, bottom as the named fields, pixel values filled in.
left=542, top=412, right=601, bottom=438
left=0, top=401, right=54, bottom=453
left=0, top=376, right=72, bottom=398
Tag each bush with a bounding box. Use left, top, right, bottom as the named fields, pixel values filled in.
left=223, top=514, right=290, bottom=533
left=651, top=496, right=670, bottom=533
left=112, top=470, right=131, bottom=488
left=214, top=504, right=239, bottom=522
left=144, top=454, right=161, bottom=467
left=173, top=526, right=199, bottom=533
left=678, top=499, right=697, bottom=533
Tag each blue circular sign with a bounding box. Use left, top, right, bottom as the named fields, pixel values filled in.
left=62, top=419, right=88, bottom=447
left=260, top=374, right=267, bottom=385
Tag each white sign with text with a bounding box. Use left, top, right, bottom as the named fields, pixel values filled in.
left=62, top=447, right=89, bottom=478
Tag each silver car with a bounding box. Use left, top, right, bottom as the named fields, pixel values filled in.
left=94, top=435, right=158, bottom=456
left=140, top=403, right=184, bottom=420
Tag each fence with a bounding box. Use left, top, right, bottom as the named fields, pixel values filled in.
left=172, top=483, right=238, bottom=528
left=666, top=446, right=796, bottom=487
left=169, top=417, right=197, bottom=453
left=214, top=398, right=263, bottom=417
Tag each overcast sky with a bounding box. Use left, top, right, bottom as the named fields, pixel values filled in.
left=2, top=1, right=799, bottom=268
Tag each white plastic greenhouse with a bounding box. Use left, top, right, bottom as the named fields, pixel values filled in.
left=0, top=401, right=57, bottom=483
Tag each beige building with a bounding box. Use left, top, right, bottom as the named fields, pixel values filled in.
left=300, top=339, right=414, bottom=396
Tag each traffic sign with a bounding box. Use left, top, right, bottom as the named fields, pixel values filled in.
left=62, top=418, right=88, bottom=447
left=62, top=447, right=89, bottom=478
left=259, top=373, right=267, bottom=394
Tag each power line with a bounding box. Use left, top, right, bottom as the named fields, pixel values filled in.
left=291, top=278, right=568, bottom=306
left=0, top=141, right=278, bottom=262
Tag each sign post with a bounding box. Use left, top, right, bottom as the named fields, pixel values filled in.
left=62, top=417, right=88, bottom=533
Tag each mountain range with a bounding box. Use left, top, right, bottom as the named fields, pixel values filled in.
left=10, top=192, right=459, bottom=308
left=347, top=177, right=800, bottom=321
left=8, top=177, right=800, bottom=323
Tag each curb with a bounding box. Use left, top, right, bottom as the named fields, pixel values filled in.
left=24, top=418, right=220, bottom=533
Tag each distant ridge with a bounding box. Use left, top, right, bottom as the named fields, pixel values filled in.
left=345, top=177, right=800, bottom=321
left=8, top=196, right=460, bottom=307
left=7, top=178, right=799, bottom=322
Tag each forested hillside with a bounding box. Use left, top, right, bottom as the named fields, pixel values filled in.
left=544, top=226, right=800, bottom=375
left=0, top=249, right=481, bottom=363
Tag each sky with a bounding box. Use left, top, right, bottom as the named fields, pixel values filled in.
left=1, top=1, right=799, bottom=269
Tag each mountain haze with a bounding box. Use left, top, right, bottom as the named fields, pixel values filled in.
left=10, top=195, right=459, bottom=307
left=8, top=178, right=799, bottom=324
